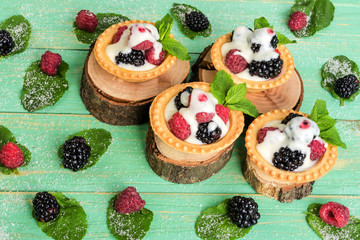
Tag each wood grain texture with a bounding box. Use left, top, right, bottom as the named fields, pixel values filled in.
left=0, top=0, right=360, bottom=239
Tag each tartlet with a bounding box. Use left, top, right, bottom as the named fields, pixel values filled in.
left=94, top=20, right=177, bottom=82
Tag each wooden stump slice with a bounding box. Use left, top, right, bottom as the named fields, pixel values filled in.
left=146, top=127, right=235, bottom=184
left=80, top=49, right=190, bottom=126
left=243, top=155, right=314, bottom=203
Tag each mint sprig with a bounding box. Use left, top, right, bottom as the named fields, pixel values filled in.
left=309, top=99, right=346, bottom=149
left=322, top=55, right=360, bottom=106
left=155, top=14, right=191, bottom=61
left=254, top=17, right=296, bottom=45
left=290, top=0, right=335, bottom=38
left=305, top=203, right=360, bottom=239
left=211, top=70, right=259, bottom=118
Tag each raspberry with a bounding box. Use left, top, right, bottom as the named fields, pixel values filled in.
left=228, top=196, right=260, bottom=228
left=225, top=49, right=248, bottom=74
left=168, top=112, right=191, bottom=140
left=40, top=51, right=62, bottom=76
left=145, top=47, right=165, bottom=66
left=215, top=104, right=230, bottom=124
left=281, top=113, right=303, bottom=125
left=0, top=142, right=24, bottom=169
left=249, top=57, right=283, bottom=79
left=319, top=202, right=350, bottom=228
left=275, top=49, right=281, bottom=56
left=174, top=87, right=193, bottom=110
left=113, top=26, right=128, bottom=44
left=62, top=136, right=91, bottom=172
left=0, top=30, right=15, bottom=56
left=75, top=10, right=98, bottom=33
left=195, top=112, right=215, bottom=123
left=196, top=121, right=222, bottom=144
left=114, top=187, right=145, bottom=214
left=288, top=11, right=307, bottom=31
left=33, top=192, right=60, bottom=222
left=257, top=127, right=279, bottom=143
left=273, top=147, right=306, bottom=171
left=185, top=11, right=209, bottom=32
left=334, top=74, right=359, bottom=98
left=115, top=49, right=145, bottom=67
left=132, top=40, right=153, bottom=51
left=308, top=140, right=326, bottom=161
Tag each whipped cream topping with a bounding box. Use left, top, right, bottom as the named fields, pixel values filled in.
left=221, top=26, right=280, bottom=81
left=165, top=88, right=229, bottom=145
left=106, top=23, right=163, bottom=71
left=256, top=117, right=327, bottom=172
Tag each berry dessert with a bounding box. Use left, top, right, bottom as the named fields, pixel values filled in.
left=0, top=142, right=24, bottom=169
left=0, top=30, right=15, bottom=56
left=33, top=191, right=60, bottom=222
left=61, top=136, right=91, bottom=172
left=228, top=196, right=261, bottom=228
left=211, top=26, right=294, bottom=91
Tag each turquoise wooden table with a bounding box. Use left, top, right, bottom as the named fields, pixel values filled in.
left=0, top=0, right=359, bottom=239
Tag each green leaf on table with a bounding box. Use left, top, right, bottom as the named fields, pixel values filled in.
left=228, top=99, right=259, bottom=118
left=0, top=15, right=31, bottom=59
left=73, top=13, right=129, bottom=44
left=225, top=84, right=247, bottom=105
left=35, top=192, right=87, bottom=240
left=171, top=3, right=212, bottom=40
left=58, top=128, right=112, bottom=170
left=210, top=70, right=235, bottom=105
left=0, top=125, right=31, bottom=175
left=305, top=203, right=360, bottom=240
left=196, top=199, right=252, bottom=240
left=321, top=55, right=360, bottom=106
left=290, top=0, right=335, bottom=38
left=155, top=13, right=173, bottom=41
left=21, top=60, right=69, bottom=112
left=107, top=194, right=153, bottom=240
left=320, top=126, right=347, bottom=149
left=161, top=36, right=191, bottom=61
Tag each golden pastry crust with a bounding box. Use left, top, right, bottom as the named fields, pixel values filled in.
left=94, top=20, right=177, bottom=82
left=245, top=109, right=337, bottom=184
left=150, top=82, right=244, bottom=154
left=211, top=33, right=295, bottom=92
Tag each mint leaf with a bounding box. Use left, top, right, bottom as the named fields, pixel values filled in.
left=306, top=203, right=360, bottom=239
left=210, top=70, right=235, bottom=105
left=73, top=13, right=129, bottom=44
left=59, top=128, right=112, bottom=170
left=161, top=37, right=191, bottom=61
left=155, top=13, right=173, bottom=41
left=171, top=3, right=212, bottom=40
left=0, top=15, right=31, bottom=59
left=228, top=99, right=259, bottom=118
left=253, top=17, right=295, bottom=45
left=310, top=99, right=329, bottom=121
left=107, top=194, right=153, bottom=240
left=35, top=192, right=87, bottom=240
left=322, top=56, right=360, bottom=106
left=320, top=126, right=347, bottom=149
left=196, top=199, right=252, bottom=240
left=316, top=115, right=337, bottom=132
left=225, top=84, right=247, bottom=105
left=21, top=60, right=69, bottom=112
left=290, top=0, right=335, bottom=38
left=276, top=31, right=297, bottom=45
left=0, top=125, right=31, bottom=175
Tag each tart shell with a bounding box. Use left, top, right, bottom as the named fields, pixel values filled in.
left=245, top=109, right=337, bottom=184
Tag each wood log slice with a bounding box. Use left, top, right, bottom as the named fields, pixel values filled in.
left=243, top=155, right=314, bottom=203
left=80, top=48, right=190, bottom=126
left=146, top=126, right=235, bottom=184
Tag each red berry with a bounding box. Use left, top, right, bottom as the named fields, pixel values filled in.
left=307, top=140, right=326, bottom=161
left=257, top=127, right=279, bottom=143
left=113, top=26, right=128, bottom=44
left=288, top=11, right=307, bottom=31
left=132, top=40, right=153, bottom=51
left=76, top=10, right=98, bottom=33
left=225, top=49, right=248, bottom=74
left=195, top=112, right=215, bottom=123
left=114, top=187, right=146, bottom=214
left=215, top=104, right=230, bottom=124
left=145, top=47, right=165, bottom=66
left=168, top=112, right=191, bottom=140
left=40, top=51, right=62, bottom=76
left=319, top=202, right=350, bottom=228
left=0, top=142, right=24, bottom=169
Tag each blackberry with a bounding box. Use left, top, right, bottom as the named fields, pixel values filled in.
left=228, top=196, right=260, bottom=228
left=281, top=113, right=303, bottom=125
left=62, top=136, right=91, bottom=172
left=270, top=35, right=279, bottom=49
left=33, top=192, right=60, bottom=222
left=273, top=147, right=306, bottom=171
left=0, top=30, right=15, bottom=56
left=115, top=49, right=145, bottom=66
left=196, top=121, right=222, bottom=144
left=249, top=57, right=283, bottom=79
left=334, top=74, right=359, bottom=98
left=185, top=11, right=209, bottom=32
left=174, top=86, right=193, bottom=110
left=230, top=30, right=234, bottom=41
left=251, top=43, right=261, bottom=53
